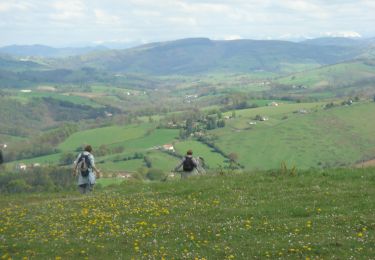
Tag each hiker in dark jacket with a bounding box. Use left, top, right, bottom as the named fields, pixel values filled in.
left=174, top=149, right=199, bottom=179
left=73, top=145, right=101, bottom=194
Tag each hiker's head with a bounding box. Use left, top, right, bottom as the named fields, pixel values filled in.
left=186, top=149, right=193, bottom=155
left=84, top=145, right=93, bottom=153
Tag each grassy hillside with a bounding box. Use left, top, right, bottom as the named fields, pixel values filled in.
left=213, top=101, right=375, bottom=169
left=275, top=59, right=375, bottom=91
left=0, top=168, right=374, bottom=259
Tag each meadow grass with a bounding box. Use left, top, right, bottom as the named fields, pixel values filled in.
left=97, top=159, right=144, bottom=172
left=0, top=168, right=373, bottom=259
left=58, top=124, right=153, bottom=152
left=145, top=151, right=180, bottom=171
left=115, top=129, right=179, bottom=150
left=215, top=102, right=375, bottom=169
left=96, top=177, right=126, bottom=187
left=277, top=61, right=375, bottom=88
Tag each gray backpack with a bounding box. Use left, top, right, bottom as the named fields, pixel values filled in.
left=77, top=153, right=91, bottom=177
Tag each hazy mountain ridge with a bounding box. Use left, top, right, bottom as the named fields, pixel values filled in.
left=61, top=38, right=366, bottom=75
left=0, top=44, right=108, bottom=58
left=0, top=37, right=374, bottom=87
left=1, top=37, right=373, bottom=75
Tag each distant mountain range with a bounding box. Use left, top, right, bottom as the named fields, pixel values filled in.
left=59, top=37, right=372, bottom=74
left=0, top=37, right=374, bottom=77
left=0, top=44, right=108, bottom=58
left=301, top=37, right=375, bottom=47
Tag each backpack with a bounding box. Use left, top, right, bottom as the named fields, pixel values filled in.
left=183, top=156, right=196, bottom=172
left=77, top=153, right=91, bottom=177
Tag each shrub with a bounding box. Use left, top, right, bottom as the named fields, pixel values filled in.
left=146, top=168, right=166, bottom=181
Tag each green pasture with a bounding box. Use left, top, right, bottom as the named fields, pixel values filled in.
left=174, top=140, right=228, bottom=168
left=114, top=129, right=179, bottom=150
left=223, top=102, right=324, bottom=129
left=97, top=159, right=144, bottom=172
left=277, top=61, right=375, bottom=88
left=145, top=151, right=180, bottom=171
left=58, top=124, right=153, bottom=152
left=214, top=102, right=375, bottom=169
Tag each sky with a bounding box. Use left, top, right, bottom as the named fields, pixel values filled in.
left=0, top=0, right=374, bottom=47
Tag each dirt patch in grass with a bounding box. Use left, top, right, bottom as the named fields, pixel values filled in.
left=355, top=158, right=375, bottom=168
left=64, top=92, right=106, bottom=98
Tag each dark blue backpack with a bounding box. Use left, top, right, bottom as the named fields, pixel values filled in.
left=183, top=157, right=196, bottom=172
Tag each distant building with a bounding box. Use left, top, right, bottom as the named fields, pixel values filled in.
left=162, top=144, right=175, bottom=152
left=20, top=89, right=32, bottom=93
left=269, top=102, right=279, bottom=107
left=118, top=173, right=132, bottom=179
left=104, top=111, right=113, bottom=117
left=32, top=163, right=41, bottom=168
left=16, top=163, right=27, bottom=171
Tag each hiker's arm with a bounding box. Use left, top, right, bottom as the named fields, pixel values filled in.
left=93, top=165, right=101, bottom=177
left=174, top=159, right=184, bottom=171
left=72, top=163, right=78, bottom=176
left=72, top=167, right=77, bottom=176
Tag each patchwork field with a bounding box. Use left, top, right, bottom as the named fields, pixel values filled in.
left=6, top=100, right=375, bottom=174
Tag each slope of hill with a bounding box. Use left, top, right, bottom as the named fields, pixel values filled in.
left=0, top=168, right=374, bottom=258
left=0, top=55, right=43, bottom=71
left=213, top=101, right=375, bottom=169
left=275, top=59, right=375, bottom=91
left=62, top=38, right=364, bottom=75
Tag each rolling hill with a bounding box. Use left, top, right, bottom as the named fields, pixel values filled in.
left=59, top=38, right=366, bottom=75
left=275, top=59, right=375, bottom=92
left=0, top=37, right=374, bottom=89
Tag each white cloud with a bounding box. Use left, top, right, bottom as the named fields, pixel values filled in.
left=0, top=1, right=33, bottom=12
left=0, top=0, right=374, bottom=46
left=277, top=0, right=330, bottom=19
left=224, top=35, right=243, bottom=40
left=178, top=2, right=232, bottom=13
left=132, top=10, right=161, bottom=17
left=94, top=9, right=121, bottom=25
left=50, top=0, right=85, bottom=20
left=166, top=17, right=197, bottom=26
left=324, top=31, right=362, bottom=38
